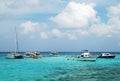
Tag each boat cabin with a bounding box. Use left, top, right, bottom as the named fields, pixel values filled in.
left=81, top=52, right=91, bottom=57
left=101, top=53, right=111, bottom=56
left=80, top=50, right=92, bottom=58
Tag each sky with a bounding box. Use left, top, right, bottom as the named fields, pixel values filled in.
left=0, top=0, right=120, bottom=52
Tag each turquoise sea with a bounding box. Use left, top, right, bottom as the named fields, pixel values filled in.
left=0, top=52, right=120, bottom=81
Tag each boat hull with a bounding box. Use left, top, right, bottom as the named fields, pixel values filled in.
left=77, top=57, right=97, bottom=61
left=50, top=54, right=59, bottom=57
left=14, top=55, right=23, bottom=59
left=6, top=54, right=23, bottom=59
left=98, top=56, right=115, bottom=58
left=6, top=54, right=15, bottom=59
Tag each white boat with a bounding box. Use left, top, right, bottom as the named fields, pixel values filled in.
left=6, top=53, right=23, bottom=59
left=98, top=53, right=115, bottom=58
left=6, top=27, right=23, bottom=59
left=6, top=53, right=15, bottom=59
left=50, top=51, right=59, bottom=56
left=25, top=51, right=42, bottom=59
left=77, top=50, right=97, bottom=61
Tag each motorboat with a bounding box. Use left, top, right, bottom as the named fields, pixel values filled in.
left=50, top=51, right=59, bottom=56
left=32, top=51, right=42, bottom=59
left=97, top=53, right=115, bottom=58
left=77, top=50, right=97, bottom=61
left=25, top=51, right=42, bottom=59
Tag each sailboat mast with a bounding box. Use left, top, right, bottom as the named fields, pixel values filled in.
left=15, top=27, right=19, bottom=53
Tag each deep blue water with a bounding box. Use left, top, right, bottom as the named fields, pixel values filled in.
left=0, top=52, right=120, bottom=81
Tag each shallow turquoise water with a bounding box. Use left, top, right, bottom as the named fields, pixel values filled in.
left=0, top=52, right=120, bottom=81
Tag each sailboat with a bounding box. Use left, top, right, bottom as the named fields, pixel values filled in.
left=6, top=27, right=23, bottom=59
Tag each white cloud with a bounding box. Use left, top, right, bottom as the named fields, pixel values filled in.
left=50, top=2, right=120, bottom=39
left=67, top=33, right=77, bottom=40
left=107, top=4, right=120, bottom=34
left=51, top=2, right=98, bottom=28
left=0, top=0, right=41, bottom=14
left=19, top=2, right=120, bottom=40
left=51, top=29, right=63, bottom=38
left=108, top=4, right=120, bottom=17
left=72, top=29, right=89, bottom=36
left=89, top=3, right=120, bottom=37
left=20, top=21, right=48, bottom=35
left=0, top=0, right=119, bottom=15
left=0, top=0, right=67, bottom=15
left=20, top=21, right=38, bottom=34
left=51, top=28, right=89, bottom=40
left=40, top=32, right=48, bottom=39
left=90, top=23, right=112, bottom=36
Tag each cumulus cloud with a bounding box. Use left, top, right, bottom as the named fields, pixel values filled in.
left=89, top=3, right=120, bottom=37
left=20, top=2, right=120, bottom=40
left=90, top=23, right=112, bottom=36
left=20, top=21, right=38, bottom=34
left=51, top=2, right=98, bottom=28
left=108, top=4, right=120, bottom=17
left=40, top=32, right=48, bottom=39
left=50, top=2, right=120, bottom=39
left=107, top=4, right=120, bottom=34
left=51, top=29, right=63, bottom=38
left=20, top=21, right=48, bottom=35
